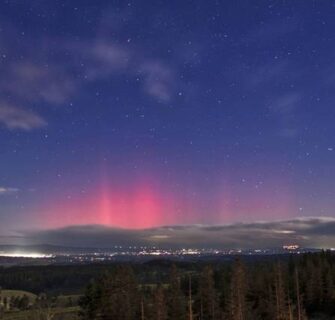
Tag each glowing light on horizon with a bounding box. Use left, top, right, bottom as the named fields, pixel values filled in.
left=0, top=252, right=54, bottom=258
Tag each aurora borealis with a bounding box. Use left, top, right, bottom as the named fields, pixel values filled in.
left=1, top=1, right=335, bottom=245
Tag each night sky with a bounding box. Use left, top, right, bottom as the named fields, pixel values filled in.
left=1, top=1, right=335, bottom=237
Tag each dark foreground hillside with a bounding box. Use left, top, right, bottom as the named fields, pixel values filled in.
left=1, top=251, right=335, bottom=319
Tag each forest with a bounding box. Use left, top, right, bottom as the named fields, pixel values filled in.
left=0, top=251, right=335, bottom=319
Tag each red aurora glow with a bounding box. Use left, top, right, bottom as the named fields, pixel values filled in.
left=99, top=185, right=169, bottom=228
left=36, top=183, right=182, bottom=229
left=33, top=171, right=296, bottom=230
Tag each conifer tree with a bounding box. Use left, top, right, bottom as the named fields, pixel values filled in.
left=153, top=285, right=167, bottom=320
left=274, top=262, right=288, bottom=320
left=295, top=267, right=308, bottom=320
left=167, top=265, right=186, bottom=320
left=188, top=275, right=193, bottom=320
left=80, top=266, right=139, bottom=320
left=79, top=280, right=102, bottom=320
left=198, top=266, right=218, bottom=320
left=227, top=259, right=248, bottom=320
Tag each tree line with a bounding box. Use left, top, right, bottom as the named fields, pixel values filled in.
left=79, top=251, right=335, bottom=320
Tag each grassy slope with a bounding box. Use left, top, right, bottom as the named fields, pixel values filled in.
left=0, top=291, right=81, bottom=320
left=0, top=290, right=37, bottom=302
left=2, top=306, right=80, bottom=320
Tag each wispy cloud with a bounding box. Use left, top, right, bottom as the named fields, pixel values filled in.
left=0, top=32, right=76, bottom=131
left=269, top=92, right=301, bottom=137
left=0, top=14, right=178, bottom=131
left=139, top=61, right=175, bottom=102
left=80, top=41, right=131, bottom=79
left=0, top=103, right=47, bottom=131
left=0, top=187, right=19, bottom=196
left=21, top=217, right=335, bottom=249
left=240, top=57, right=303, bottom=138
left=270, top=92, right=301, bottom=115
left=75, top=39, right=176, bottom=101
left=92, top=42, right=130, bottom=70
left=2, top=62, right=76, bottom=105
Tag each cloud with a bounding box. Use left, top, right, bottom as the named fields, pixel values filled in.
left=0, top=187, right=19, bottom=196
left=0, top=11, right=178, bottom=133
left=2, top=62, right=76, bottom=105
left=0, top=104, right=47, bottom=131
left=20, top=217, right=335, bottom=249
left=139, top=61, right=175, bottom=102
left=239, top=55, right=303, bottom=138
left=0, top=47, right=79, bottom=132
left=269, top=92, right=301, bottom=137
left=75, top=39, right=176, bottom=101
left=270, top=92, right=301, bottom=115
left=92, top=42, right=130, bottom=70
left=77, top=41, right=131, bottom=80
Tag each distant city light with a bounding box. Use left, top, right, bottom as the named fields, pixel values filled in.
left=0, top=252, right=54, bottom=258
left=283, top=244, right=300, bottom=250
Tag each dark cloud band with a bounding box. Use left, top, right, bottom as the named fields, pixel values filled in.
left=20, top=217, right=335, bottom=249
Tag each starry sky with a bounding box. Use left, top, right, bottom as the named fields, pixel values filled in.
left=1, top=1, right=335, bottom=236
